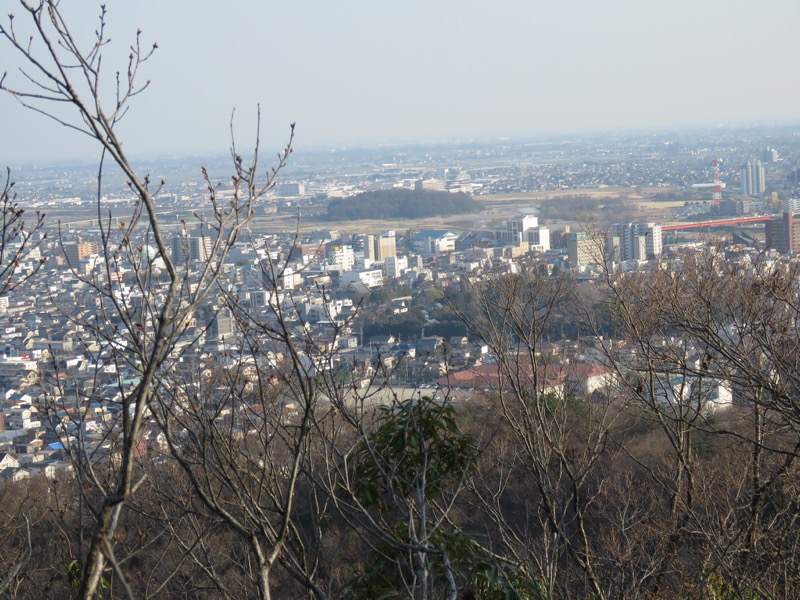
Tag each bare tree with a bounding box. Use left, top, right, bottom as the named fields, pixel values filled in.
left=443, top=269, right=623, bottom=598
left=1, top=2, right=293, bottom=597
left=0, top=168, right=45, bottom=296
left=595, top=246, right=800, bottom=597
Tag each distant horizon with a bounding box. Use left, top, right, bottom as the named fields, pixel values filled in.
left=6, top=119, right=800, bottom=171
left=3, top=0, right=799, bottom=168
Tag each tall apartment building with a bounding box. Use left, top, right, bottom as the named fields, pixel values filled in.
left=785, top=198, right=800, bottom=213
left=171, top=234, right=212, bottom=263
left=603, top=235, right=621, bottom=264
left=64, top=240, right=98, bottom=265
left=567, top=232, right=597, bottom=267
left=609, top=222, right=662, bottom=261
left=360, top=234, right=376, bottom=261
left=375, top=231, right=396, bottom=260
left=328, top=244, right=355, bottom=272
left=504, top=215, right=551, bottom=251
left=741, top=159, right=766, bottom=196
left=765, top=212, right=800, bottom=254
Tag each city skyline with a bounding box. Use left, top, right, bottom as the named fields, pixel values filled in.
left=2, top=0, right=800, bottom=165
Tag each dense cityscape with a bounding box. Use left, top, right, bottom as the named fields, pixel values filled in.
left=1, top=120, right=800, bottom=597
left=4, top=1, right=800, bottom=598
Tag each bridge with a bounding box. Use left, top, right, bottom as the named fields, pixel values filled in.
left=661, top=216, right=773, bottom=231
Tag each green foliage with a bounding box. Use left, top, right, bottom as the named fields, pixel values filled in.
left=348, top=397, right=478, bottom=508
left=363, top=311, right=426, bottom=342
left=326, top=188, right=481, bottom=221
left=343, top=399, right=540, bottom=599
left=537, top=196, right=600, bottom=220
left=367, top=283, right=413, bottom=306
left=66, top=560, right=109, bottom=597
left=704, top=571, right=762, bottom=600
left=365, top=287, right=390, bottom=306
left=343, top=525, right=545, bottom=600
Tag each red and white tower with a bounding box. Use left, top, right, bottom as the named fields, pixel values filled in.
left=712, top=159, right=722, bottom=207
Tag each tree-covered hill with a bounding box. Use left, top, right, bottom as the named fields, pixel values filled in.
left=326, top=188, right=481, bottom=220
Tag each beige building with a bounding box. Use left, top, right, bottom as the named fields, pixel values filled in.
left=64, top=240, right=98, bottom=265
left=375, top=232, right=396, bottom=260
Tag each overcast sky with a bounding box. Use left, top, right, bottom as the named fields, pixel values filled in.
left=2, top=0, right=799, bottom=164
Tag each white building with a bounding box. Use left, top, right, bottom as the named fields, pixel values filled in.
left=653, top=374, right=732, bottom=413
left=609, top=222, right=662, bottom=261
left=741, top=159, right=766, bottom=196
left=411, top=230, right=458, bottom=256
left=341, top=269, right=383, bottom=288
left=503, top=215, right=551, bottom=251
left=328, top=244, right=355, bottom=272
left=384, top=255, right=408, bottom=279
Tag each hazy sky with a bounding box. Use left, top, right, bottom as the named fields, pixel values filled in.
left=2, top=0, right=800, bottom=164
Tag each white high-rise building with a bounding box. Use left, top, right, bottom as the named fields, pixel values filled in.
left=741, top=159, right=766, bottom=196
left=505, top=214, right=551, bottom=251
left=610, top=223, right=662, bottom=261
left=506, top=215, right=539, bottom=242
left=328, top=244, right=355, bottom=272
left=171, top=232, right=212, bottom=263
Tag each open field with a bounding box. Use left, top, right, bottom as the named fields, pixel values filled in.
left=46, top=185, right=703, bottom=238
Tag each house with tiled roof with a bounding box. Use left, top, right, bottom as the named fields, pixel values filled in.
left=437, top=361, right=616, bottom=399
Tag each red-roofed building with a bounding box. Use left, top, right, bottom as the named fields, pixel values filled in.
left=437, top=361, right=616, bottom=399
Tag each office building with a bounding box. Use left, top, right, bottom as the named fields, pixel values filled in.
left=328, top=244, right=355, bottom=272
left=765, top=212, right=800, bottom=254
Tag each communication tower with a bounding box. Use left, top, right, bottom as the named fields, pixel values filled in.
left=712, top=159, right=722, bottom=207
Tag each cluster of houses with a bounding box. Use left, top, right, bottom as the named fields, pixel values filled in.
left=3, top=206, right=784, bottom=481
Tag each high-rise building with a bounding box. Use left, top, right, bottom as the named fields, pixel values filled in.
left=741, top=159, right=766, bottom=196
left=504, top=214, right=551, bottom=251
left=761, top=147, right=779, bottom=164
left=375, top=231, right=396, bottom=261
left=604, top=235, right=621, bottom=264
left=566, top=232, right=597, bottom=267
left=64, top=240, right=98, bottom=265
left=765, top=212, right=800, bottom=254
left=609, top=223, right=662, bottom=261
left=171, top=233, right=212, bottom=263
left=506, top=215, right=539, bottom=242
left=210, top=308, right=236, bottom=341
left=785, top=199, right=800, bottom=214
left=360, top=234, right=376, bottom=261
left=328, top=244, right=355, bottom=272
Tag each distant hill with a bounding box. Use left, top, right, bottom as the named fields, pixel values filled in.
left=326, top=188, right=481, bottom=221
